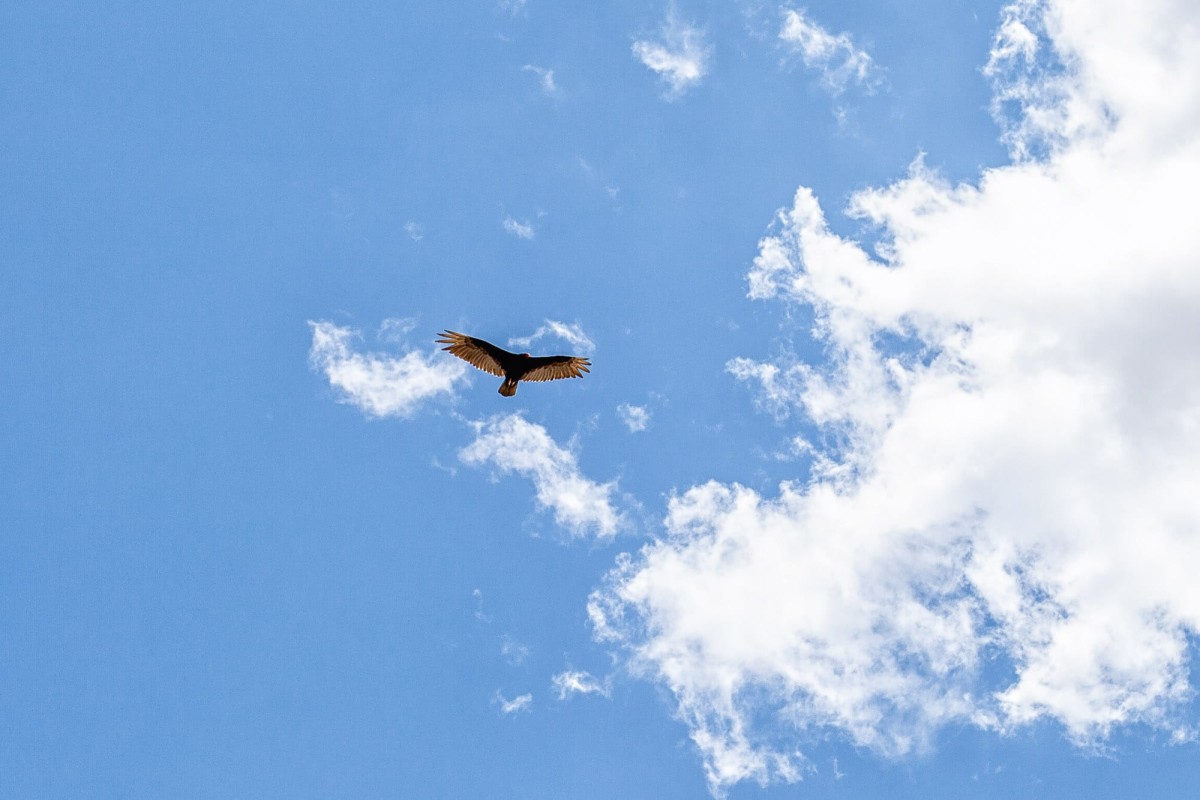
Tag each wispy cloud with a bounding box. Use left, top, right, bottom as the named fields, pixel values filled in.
left=377, top=317, right=418, bottom=343
left=493, top=691, right=533, bottom=715
left=724, top=358, right=808, bottom=421
left=577, top=156, right=621, bottom=202
left=472, top=588, right=492, bottom=623
left=981, top=0, right=1118, bottom=159
left=632, top=13, right=710, bottom=99
left=403, top=220, right=423, bottom=241
left=594, top=0, right=1200, bottom=792
left=308, top=321, right=467, bottom=419
left=617, top=403, right=651, bottom=432
left=501, top=636, right=531, bottom=666
left=778, top=8, right=878, bottom=94
left=502, top=215, right=536, bottom=240
left=522, top=64, right=560, bottom=96
left=551, top=669, right=610, bottom=700
left=508, top=320, right=596, bottom=355
left=460, top=414, right=624, bottom=539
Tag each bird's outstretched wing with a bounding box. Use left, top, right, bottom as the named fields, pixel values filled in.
left=436, top=330, right=510, bottom=377
left=520, top=355, right=591, bottom=382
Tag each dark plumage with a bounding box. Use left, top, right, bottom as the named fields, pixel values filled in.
left=436, top=330, right=591, bottom=397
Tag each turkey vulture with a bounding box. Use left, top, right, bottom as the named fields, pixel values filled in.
left=437, top=330, right=591, bottom=397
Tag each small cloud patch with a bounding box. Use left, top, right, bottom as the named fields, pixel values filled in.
left=617, top=403, right=651, bottom=432
left=502, top=215, right=536, bottom=240
left=779, top=9, right=878, bottom=94
left=633, top=13, right=710, bottom=99
left=308, top=320, right=467, bottom=419
left=493, top=691, right=533, bottom=715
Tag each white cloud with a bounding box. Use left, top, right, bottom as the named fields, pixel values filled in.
left=523, top=64, right=560, bottom=96
left=508, top=320, right=596, bottom=355
left=308, top=321, right=467, bottom=419
left=403, top=220, right=423, bottom=241
left=502, top=215, right=535, bottom=240
left=725, top=358, right=807, bottom=421
left=778, top=8, right=878, bottom=94
left=632, top=13, right=710, bottom=99
left=377, top=317, right=418, bottom=343
left=552, top=669, right=610, bottom=700
left=617, top=403, right=651, bottom=432
left=594, top=0, right=1200, bottom=793
left=493, top=691, right=533, bottom=715
left=460, top=414, right=624, bottom=539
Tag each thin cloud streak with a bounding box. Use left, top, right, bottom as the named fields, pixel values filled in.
left=508, top=320, right=596, bottom=355
left=493, top=691, right=533, bottom=715
left=522, top=64, right=560, bottom=96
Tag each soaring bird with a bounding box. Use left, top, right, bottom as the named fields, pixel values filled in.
left=437, top=330, right=591, bottom=397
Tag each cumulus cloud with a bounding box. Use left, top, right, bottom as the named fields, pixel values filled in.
left=493, top=691, right=533, bottom=715
left=617, top=403, right=651, bottom=432
left=460, top=414, right=625, bottom=539
left=632, top=13, right=710, bottom=99
left=778, top=8, right=878, bottom=94
left=308, top=321, right=467, bottom=419
left=552, top=669, right=610, bottom=700
left=508, top=320, right=596, bottom=355
left=594, top=0, right=1200, bottom=793
left=502, top=215, right=535, bottom=240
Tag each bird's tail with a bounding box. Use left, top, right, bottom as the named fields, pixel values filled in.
left=499, top=378, right=518, bottom=397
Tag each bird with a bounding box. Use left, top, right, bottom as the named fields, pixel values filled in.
left=436, top=330, right=591, bottom=397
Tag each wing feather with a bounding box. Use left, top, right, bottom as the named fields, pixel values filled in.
left=520, top=356, right=591, bottom=382
left=436, top=330, right=506, bottom=377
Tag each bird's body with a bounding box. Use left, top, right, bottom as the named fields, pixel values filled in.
left=436, top=330, right=590, bottom=397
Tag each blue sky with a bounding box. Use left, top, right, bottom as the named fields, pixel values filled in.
left=5, top=0, right=1200, bottom=797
